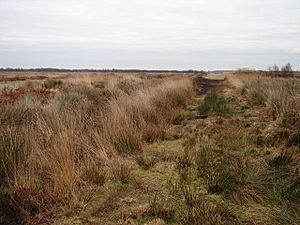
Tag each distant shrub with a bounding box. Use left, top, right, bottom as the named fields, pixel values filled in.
left=268, top=64, right=280, bottom=77
left=268, top=63, right=293, bottom=77
left=65, top=85, right=107, bottom=105
left=0, top=104, right=29, bottom=126
left=197, top=92, right=234, bottom=117
left=281, top=63, right=293, bottom=77
left=241, top=86, right=247, bottom=95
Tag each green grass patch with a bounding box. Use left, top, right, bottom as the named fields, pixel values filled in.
left=197, top=92, right=237, bottom=117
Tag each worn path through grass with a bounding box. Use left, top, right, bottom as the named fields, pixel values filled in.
left=56, top=74, right=299, bottom=225
left=52, top=75, right=221, bottom=224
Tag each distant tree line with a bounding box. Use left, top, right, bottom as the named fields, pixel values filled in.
left=0, top=67, right=203, bottom=74
left=268, top=63, right=294, bottom=77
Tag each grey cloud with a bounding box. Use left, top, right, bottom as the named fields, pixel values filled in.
left=0, top=0, right=299, bottom=69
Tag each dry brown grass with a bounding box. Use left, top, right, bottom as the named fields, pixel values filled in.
left=239, top=75, right=300, bottom=147
left=0, top=72, right=194, bottom=223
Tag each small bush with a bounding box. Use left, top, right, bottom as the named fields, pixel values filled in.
left=197, top=92, right=234, bottom=117
left=241, top=86, right=247, bottom=95
left=267, top=106, right=300, bottom=147
left=65, top=85, right=107, bottom=105
left=281, top=63, right=293, bottom=77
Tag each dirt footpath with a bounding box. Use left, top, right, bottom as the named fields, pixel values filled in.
left=194, top=72, right=226, bottom=95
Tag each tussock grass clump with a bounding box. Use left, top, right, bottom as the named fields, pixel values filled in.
left=245, top=77, right=300, bottom=116
left=249, top=89, right=267, bottom=106
left=245, top=77, right=300, bottom=147
left=81, top=164, right=107, bottom=186
left=263, top=147, right=300, bottom=204
left=150, top=184, right=240, bottom=225
left=0, top=127, right=29, bottom=185
left=110, top=159, right=132, bottom=184
left=136, top=155, right=159, bottom=170
left=43, top=79, right=63, bottom=89
left=149, top=194, right=176, bottom=222
left=107, top=78, right=194, bottom=153
left=283, top=176, right=300, bottom=203
left=269, top=150, right=293, bottom=169
left=180, top=189, right=240, bottom=225
left=0, top=97, right=42, bottom=126
left=197, top=92, right=235, bottom=117
left=151, top=146, right=242, bottom=225
left=195, top=137, right=247, bottom=194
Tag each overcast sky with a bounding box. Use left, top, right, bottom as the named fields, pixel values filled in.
left=0, top=0, right=300, bottom=70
